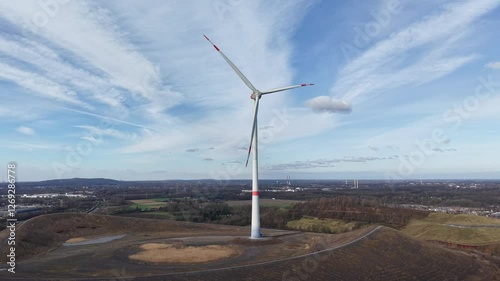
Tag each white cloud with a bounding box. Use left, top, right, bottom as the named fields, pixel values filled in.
left=0, top=34, right=125, bottom=109
left=101, top=0, right=323, bottom=155
left=0, top=1, right=184, bottom=123
left=15, top=142, right=61, bottom=151
left=76, top=125, right=137, bottom=141
left=486, top=61, right=500, bottom=69
left=306, top=96, right=352, bottom=113
left=0, top=0, right=325, bottom=159
left=332, top=0, right=500, bottom=103
left=0, top=61, right=89, bottom=107
left=16, top=126, right=36, bottom=136
left=0, top=1, right=161, bottom=100
left=0, top=1, right=498, bottom=180
left=264, top=156, right=394, bottom=171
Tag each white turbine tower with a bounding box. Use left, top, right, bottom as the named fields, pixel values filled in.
left=204, top=35, right=314, bottom=239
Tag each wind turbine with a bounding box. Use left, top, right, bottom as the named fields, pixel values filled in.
left=204, top=35, right=313, bottom=238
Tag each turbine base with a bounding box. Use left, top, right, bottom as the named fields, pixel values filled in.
left=250, top=228, right=263, bottom=239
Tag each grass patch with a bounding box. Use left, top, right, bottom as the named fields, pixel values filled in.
left=128, top=199, right=169, bottom=211
left=128, top=203, right=154, bottom=211
left=150, top=198, right=170, bottom=202
left=286, top=216, right=363, bottom=234
left=422, top=213, right=500, bottom=226
left=403, top=212, right=500, bottom=245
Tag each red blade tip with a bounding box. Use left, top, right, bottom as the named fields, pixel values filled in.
left=203, top=34, right=220, bottom=51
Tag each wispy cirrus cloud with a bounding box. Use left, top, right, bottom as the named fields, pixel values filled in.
left=0, top=1, right=183, bottom=128
left=265, top=156, right=395, bottom=171
left=0, top=1, right=163, bottom=100
left=329, top=0, right=499, bottom=103
left=0, top=61, right=90, bottom=108
left=2, top=0, right=498, bottom=180
left=75, top=125, right=138, bottom=141
left=1, top=0, right=321, bottom=165
left=60, top=107, right=158, bottom=131
left=0, top=33, right=125, bottom=109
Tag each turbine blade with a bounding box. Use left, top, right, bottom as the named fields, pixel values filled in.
left=245, top=97, right=260, bottom=167
left=203, top=35, right=258, bottom=92
left=261, top=83, right=314, bottom=95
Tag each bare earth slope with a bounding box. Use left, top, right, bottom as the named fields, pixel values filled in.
left=0, top=213, right=498, bottom=280
left=134, top=227, right=499, bottom=281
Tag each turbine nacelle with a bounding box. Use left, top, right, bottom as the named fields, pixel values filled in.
left=250, top=91, right=262, bottom=100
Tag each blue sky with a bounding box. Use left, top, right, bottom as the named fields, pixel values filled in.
left=1, top=0, right=499, bottom=181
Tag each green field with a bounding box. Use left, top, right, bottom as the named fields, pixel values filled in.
left=128, top=198, right=169, bottom=211
left=402, top=212, right=500, bottom=245
left=128, top=211, right=175, bottom=219
left=286, top=216, right=364, bottom=234
left=419, top=212, right=500, bottom=225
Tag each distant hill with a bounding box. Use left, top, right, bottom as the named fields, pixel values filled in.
left=20, top=177, right=122, bottom=187
left=18, top=178, right=226, bottom=187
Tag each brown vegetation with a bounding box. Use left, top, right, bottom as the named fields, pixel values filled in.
left=290, top=197, right=430, bottom=228
left=120, top=196, right=428, bottom=233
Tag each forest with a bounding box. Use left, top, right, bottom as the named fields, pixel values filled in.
left=118, top=196, right=430, bottom=233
